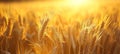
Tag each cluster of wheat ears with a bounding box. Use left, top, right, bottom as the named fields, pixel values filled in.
left=0, top=4, right=120, bottom=54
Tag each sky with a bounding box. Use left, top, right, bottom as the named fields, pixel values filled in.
left=0, top=0, right=119, bottom=3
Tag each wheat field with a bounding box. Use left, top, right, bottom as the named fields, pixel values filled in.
left=0, top=1, right=120, bottom=54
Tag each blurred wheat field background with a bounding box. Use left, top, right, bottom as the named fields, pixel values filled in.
left=0, top=1, right=120, bottom=54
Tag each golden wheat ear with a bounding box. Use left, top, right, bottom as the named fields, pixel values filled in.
left=39, top=17, right=49, bottom=41
left=0, top=16, right=8, bottom=36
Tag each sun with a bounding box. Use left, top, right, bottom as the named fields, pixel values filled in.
left=65, top=0, right=92, bottom=6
